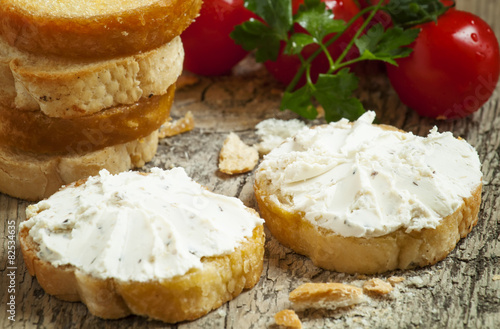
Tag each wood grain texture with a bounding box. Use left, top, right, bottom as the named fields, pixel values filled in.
left=1, top=1, right=500, bottom=328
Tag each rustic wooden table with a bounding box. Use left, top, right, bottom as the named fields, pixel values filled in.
left=1, top=1, right=499, bottom=328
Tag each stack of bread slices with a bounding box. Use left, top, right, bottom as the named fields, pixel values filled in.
left=0, top=0, right=202, bottom=201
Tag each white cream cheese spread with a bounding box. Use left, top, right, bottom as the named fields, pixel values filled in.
left=256, top=111, right=482, bottom=238
left=21, top=167, right=263, bottom=282
left=254, top=118, right=307, bottom=155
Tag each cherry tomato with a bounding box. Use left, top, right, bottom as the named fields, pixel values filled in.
left=386, top=10, right=500, bottom=119
left=181, top=0, right=254, bottom=76
left=265, top=0, right=364, bottom=87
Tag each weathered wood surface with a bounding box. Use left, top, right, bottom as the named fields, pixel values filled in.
left=1, top=1, right=500, bottom=328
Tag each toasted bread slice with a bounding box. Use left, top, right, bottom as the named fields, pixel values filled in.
left=19, top=168, right=265, bottom=323
left=0, top=85, right=175, bottom=154
left=254, top=113, right=482, bottom=274
left=0, top=131, right=158, bottom=201
left=0, top=36, right=183, bottom=118
left=0, top=0, right=202, bottom=59
left=255, top=183, right=481, bottom=274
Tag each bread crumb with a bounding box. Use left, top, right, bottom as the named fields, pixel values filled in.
left=356, top=274, right=368, bottom=280
left=387, top=276, right=405, bottom=286
left=176, top=72, right=200, bottom=89
left=159, top=112, right=195, bottom=138
left=363, top=278, right=393, bottom=295
left=492, top=275, right=500, bottom=281
left=406, top=276, right=425, bottom=288
left=254, top=118, right=307, bottom=155
left=274, top=309, right=302, bottom=329
left=219, top=133, right=259, bottom=175
left=289, top=282, right=365, bottom=311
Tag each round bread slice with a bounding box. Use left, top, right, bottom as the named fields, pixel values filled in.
left=0, top=131, right=158, bottom=201
left=254, top=111, right=482, bottom=274
left=0, top=85, right=175, bottom=155
left=0, top=0, right=202, bottom=59
left=19, top=168, right=265, bottom=323
left=0, top=36, right=183, bottom=118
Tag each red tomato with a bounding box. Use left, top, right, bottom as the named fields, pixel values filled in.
left=386, top=10, right=500, bottom=119
left=181, top=0, right=254, bottom=76
left=265, top=0, right=364, bottom=87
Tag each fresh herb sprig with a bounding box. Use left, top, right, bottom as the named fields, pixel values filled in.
left=231, top=0, right=454, bottom=122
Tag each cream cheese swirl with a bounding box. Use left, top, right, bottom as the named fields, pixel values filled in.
left=21, top=167, right=263, bottom=282
left=256, top=111, right=482, bottom=238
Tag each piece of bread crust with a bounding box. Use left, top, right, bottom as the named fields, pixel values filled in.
left=0, top=131, right=158, bottom=201
left=254, top=123, right=482, bottom=274
left=289, top=283, right=365, bottom=311
left=0, top=0, right=202, bottom=59
left=20, top=219, right=265, bottom=323
left=0, top=85, right=175, bottom=155
left=0, top=36, right=183, bottom=118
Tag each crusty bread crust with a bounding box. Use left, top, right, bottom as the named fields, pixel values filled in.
left=20, top=220, right=265, bottom=323
left=255, top=177, right=482, bottom=274
left=0, top=131, right=158, bottom=201
left=0, top=0, right=202, bottom=59
left=0, top=85, right=175, bottom=154
left=289, top=283, right=365, bottom=310
left=0, top=36, right=183, bottom=118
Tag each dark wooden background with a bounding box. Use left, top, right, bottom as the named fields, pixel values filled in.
left=1, top=1, right=499, bottom=328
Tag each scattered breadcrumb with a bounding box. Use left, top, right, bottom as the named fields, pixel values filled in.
left=219, top=133, right=259, bottom=175
left=274, top=309, right=302, bottom=329
left=363, top=278, right=393, bottom=295
left=387, top=276, right=405, bottom=286
left=356, top=274, right=368, bottom=280
left=289, top=282, right=365, bottom=311
left=176, top=72, right=200, bottom=89
left=254, top=118, right=307, bottom=155
left=159, top=111, right=195, bottom=138
left=493, top=275, right=500, bottom=281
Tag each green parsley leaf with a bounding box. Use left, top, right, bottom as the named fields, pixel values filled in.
left=281, top=86, right=318, bottom=120
left=294, top=0, right=346, bottom=43
left=285, top=33, right=316, bottom=55
left=385, top=0, right=452, bottom=28
left=232, top=0, right=449, bottom=123
left=312, top=69, right=365, bottom=122
left=231, top=20, right=283, bottom=62
left=231, top=0, right=293, bottom=62
left=355, top=24, right=420, bottom=65
left=245, top=0, right=293, bottom=37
